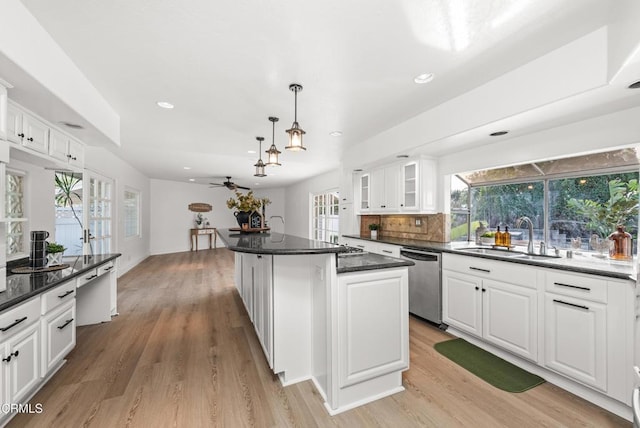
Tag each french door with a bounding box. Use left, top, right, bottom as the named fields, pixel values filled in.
left=82, top=171, right=113, bottom=255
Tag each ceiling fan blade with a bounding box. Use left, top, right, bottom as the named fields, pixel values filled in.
left=235, top=185, right=251, bottom=190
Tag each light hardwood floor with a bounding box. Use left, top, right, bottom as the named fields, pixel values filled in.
left=9, top=249, right=631, bottom=427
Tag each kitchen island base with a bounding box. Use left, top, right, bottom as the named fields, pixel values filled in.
left=231, top=247, right=409, bottom=415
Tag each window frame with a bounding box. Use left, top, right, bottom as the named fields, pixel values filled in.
left=123, top=187, right=141, bottom=239
left=310, top=189, right=340, bottom=244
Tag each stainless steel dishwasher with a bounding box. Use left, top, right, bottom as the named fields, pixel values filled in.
left=400, top=248, right=442, bottom=326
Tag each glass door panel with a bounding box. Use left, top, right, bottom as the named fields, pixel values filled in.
left=83, top=172, right=113, bottom=255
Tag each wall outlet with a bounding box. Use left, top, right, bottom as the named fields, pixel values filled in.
left=415, top=218, right=421, bottom=226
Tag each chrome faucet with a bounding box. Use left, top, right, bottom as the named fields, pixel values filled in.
left=269, top=215, right=285, bottom=229
left=516, top=216, right=535, bottom=254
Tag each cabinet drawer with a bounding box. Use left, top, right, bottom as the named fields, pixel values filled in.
left=442, top=253, right=537, bottom=289
left=544, top=271, right=607, bottom=303
left=0, top=297, right=40, bottom=340
left=97, top=261, right=115, bottom=277
left=41, top=280, right=76, bottom=315
left=372, top=243, right=400, bottom=258
left=77, top=268, right=98, bottom=288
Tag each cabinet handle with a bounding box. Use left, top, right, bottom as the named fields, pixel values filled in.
left=553, top=299, right=589, bottom=311
left=475, top=286, right=479, bottom=290
left=104, top=266, right=113, bottom=271
left=382, top=250, right=392, bottom=254
left=67, top=154, right=72, bottom=158
left=469, top=267, right=491, bottom=273
left=72, top=156, right=77, bottom=160
left=400, top=204, right=404, bottom=207
left=381, top=205, right=386, bottom=208
left=2, top=356, right=11, bottom=363
left=553, top=282, right=590, bottom=292
left=57, top=318, right=74, bottom=330
left=85, top=274, right=98, bottom=281
left=58, top=289, right=74, bottom=299
left=257, top=255, right=262, bottom=259
left=482, top=288, right=486, bottom=292
left=356, top=245, right=365, bottom=248
left=17, top=133, right=24, bottom=138
left=11, top=351, right=19, bottom=358
left=0, top=316, right=28, bottom=332
left=27, top=137, right=34, bottom=142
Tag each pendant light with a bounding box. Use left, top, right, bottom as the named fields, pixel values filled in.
left=266, top=116, right=281, bottom=166
left=285, top=83, right=306, bottom=151
left=254, top=136, right=267, bottom=177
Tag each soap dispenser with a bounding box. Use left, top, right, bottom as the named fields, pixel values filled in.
left=608, top=225, right=632, bottom=260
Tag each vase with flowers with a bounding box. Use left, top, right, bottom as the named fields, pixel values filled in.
left=226, top=191, right=265, bottom=228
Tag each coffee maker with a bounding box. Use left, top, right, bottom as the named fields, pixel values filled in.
left=30, top=230, right=50, bottom=269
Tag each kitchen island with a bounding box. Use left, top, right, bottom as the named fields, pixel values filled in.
left=217, top=229, right=413, bottom=415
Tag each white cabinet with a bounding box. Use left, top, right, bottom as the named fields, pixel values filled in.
left=7, top=103, right=49, bottom=154
left=41, top=300, right=76, bottom=377
left=418, top=158, right=437, bottom=213
left=237, top=253, right=273, bottom=367
left=544, top=294, right=606, bottom=391
left=339, top=202, right=356, bottom=237
left=0, top=81, right=7, bottom=142
left=359, top=173, right=370, bottom=211
left=1, top=322, right=40, bottom=404
left=49, top=128, right=85, bottom=168
left=401, top=161, right=419, bottom=211
left=370, top=165, right=400, bottom=211
left=442, top=254, right=538, bottom=362
left=543, top=270, right=608, bottom=391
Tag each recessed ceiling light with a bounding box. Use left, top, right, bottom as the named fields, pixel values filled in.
left=414, top=73, right=435, bottom=84
left=629, top=80, right=640, bottom=89
left=353, top=168, right=363, bottom=172
left=330, top=131, right=343, bottom=137
left=248, top=150, right=257, bottom=154
left=396, top=154, right=409, bottom=158
left=189, top=179, right=195, bottom=182
left=490, top=131, right=509, bottom=136
left=156, top=101, right=174, bottom=109
left=183, top=166, right=191, bottom=170
left=255, top=182, right=260, bottom=185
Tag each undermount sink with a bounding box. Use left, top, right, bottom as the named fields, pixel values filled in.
left=458, top=247, right=561, bottom=260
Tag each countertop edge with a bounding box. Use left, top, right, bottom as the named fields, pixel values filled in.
left=217, top=229, right=347, bottom=255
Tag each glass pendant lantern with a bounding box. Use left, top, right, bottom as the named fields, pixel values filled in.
left=285, top=83, right=306, bottom=151
left=254, top=136, right=267, bottom=177
left=266, top=116, right=281, bottom=166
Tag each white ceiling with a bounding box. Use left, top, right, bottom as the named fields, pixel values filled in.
left=8, top=0, right=640, bottom=189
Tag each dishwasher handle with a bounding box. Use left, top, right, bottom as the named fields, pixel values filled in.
left=400, top=249, right=439, bottom=262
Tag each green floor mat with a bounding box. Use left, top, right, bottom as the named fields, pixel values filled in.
left=434, top=338, right=545, bottom=393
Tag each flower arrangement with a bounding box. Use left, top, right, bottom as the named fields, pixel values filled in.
left=194, top=212, right=209, bottom=228
left=226, top=191, right=264, bottom=212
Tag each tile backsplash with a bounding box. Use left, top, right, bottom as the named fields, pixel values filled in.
left=359, top=214, right=450, bottom=242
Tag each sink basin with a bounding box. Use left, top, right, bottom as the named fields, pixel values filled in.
left=458, top=247, right=561, bottom=260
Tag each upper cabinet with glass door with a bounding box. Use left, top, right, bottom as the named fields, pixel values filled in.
left=359, top=173, right=370, bottom=212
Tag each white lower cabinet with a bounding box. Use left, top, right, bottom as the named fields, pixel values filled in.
left=544, top=293, right=606, bottom=391
left=41, top=300, right=76, bottom=377
left=337, top=268, right=409, bottom=388
left=443, top=252, right=636, bottom=418
left=442, top=254, right=538, bottom=362
left=2, top=322, right=40, bottom=404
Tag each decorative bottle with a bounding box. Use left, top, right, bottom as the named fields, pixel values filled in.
left=608, top=225, right=632, bottom=260
left=495, top=226, right=503, bottom=247
left=504, top=226, right=511, bottom=247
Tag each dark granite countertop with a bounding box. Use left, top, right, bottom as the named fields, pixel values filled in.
left=337, top=252, right=414, bottom=274
left=217, top=229, right=347, bottom=255
left=0, top=253, right=121, bottom=313
left=342, top=234, right=636, bottom=281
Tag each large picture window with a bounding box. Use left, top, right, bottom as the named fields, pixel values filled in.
left=311, top=190, right=339, bottom=244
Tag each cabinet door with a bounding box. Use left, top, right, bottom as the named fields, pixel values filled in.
left=370, top=169, right=385, bottom=210
left=544, top=294, right=606, bottom=391
left=257, top=255, right=273, bottom=368
left=7, top=323, right=39, bottom=403
left=482, top=279, right=537, bottom=362
left=6, top=104, right=22, bottom=144
left=338, top=269, right=408, bottom=387
left=49, top=128, right=70, bottom=162
left=401, top=162, right=419, bottom=211
left=383, top=165, right=400, bottom=210
left=41, top=302, right=76, bottom=376
left=339, top=203, right=355, bottom=237
left=419, top=158, right=437, bottom=212
left=359, top=174, right=370, bottom=211
left=22, top=113, right=49, bottom=154
left=442, top=270, right=482, bottom=337
left=68, top=138, right=85, bottom=167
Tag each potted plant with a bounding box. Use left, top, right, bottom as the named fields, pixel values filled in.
left=46, top=241, right=66, bottom=266
left=369, top=223, right=380, bottom=240
left=481, top=231, right=496, bottom=245
left=226, top=191, right=264, bottom=228
left=194, top=212, right=208, bottom=229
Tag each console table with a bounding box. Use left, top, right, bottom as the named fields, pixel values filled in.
left=190, top=228, right=217, bottom=251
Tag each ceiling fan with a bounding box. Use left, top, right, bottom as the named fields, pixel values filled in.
left=209, top=176, right=250, bottom=191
